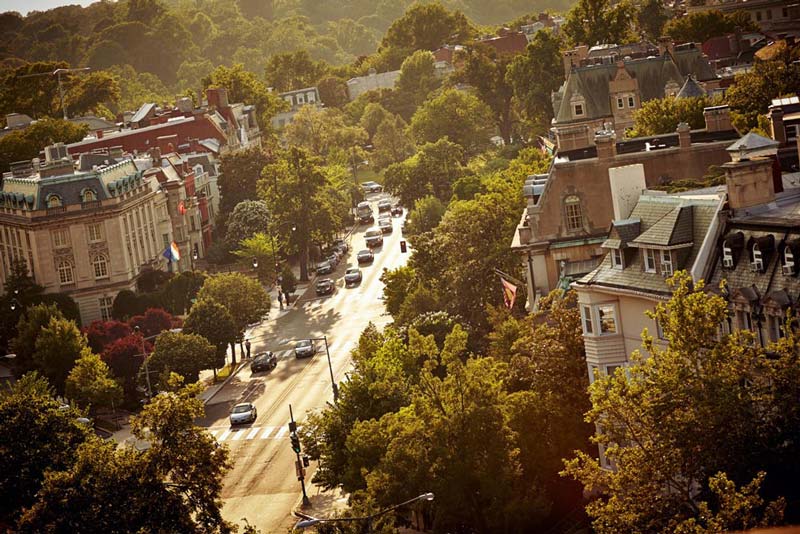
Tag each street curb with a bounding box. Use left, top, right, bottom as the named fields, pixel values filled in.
left=201, top=360, right=248, bottom=406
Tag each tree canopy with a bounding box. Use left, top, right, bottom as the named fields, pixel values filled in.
left=409, top=89, right=494, bottom=157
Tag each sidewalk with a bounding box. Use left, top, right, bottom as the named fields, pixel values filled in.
left=294, top=484, right=349, bottom=521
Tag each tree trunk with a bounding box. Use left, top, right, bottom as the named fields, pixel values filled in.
left=299, top=244, right=309, bottom=282
left=229, top=342, right=237, bottom=365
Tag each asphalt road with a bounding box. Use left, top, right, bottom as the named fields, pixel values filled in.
left=197, top=194, right=407, bottom=533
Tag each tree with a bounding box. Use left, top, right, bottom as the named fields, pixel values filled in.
left=405, top=195, right=446, bottom=236
left=102, top=334, right=149, bottom=404
left=664, top=10, right=757, bottom=45
left=629, top=95, right=714, bottom=137
left=65, top=350, right=123, bottom=411
left=360, top=102, right=391, bottom=142
left=196, top=273, right=269, bottom=362
left=233, top=232, right=280, bottom=282
left=217, top=147, right=273, bottom=223
left=10, top=303, right=64, bottom=376
left=507, top=30, right=564, bottom=132
left=393, top=50, right=441, bottom=120
left=409, top=89, right=494, bottom=157
left=0, top=117, right=88, bottom=172
left=562, top=0, right=636, bottom=47
left=0, top=61, right=69, bottom=119
left=62, top=70, right=120, bottom=117
left=202, top=63, right=287, bottom=130
left=563, top=273, right=796, bottom=533
left=380, top=266, right=417, bottom=318
left=237, top=0, right=274, bottom=19
left=83, top=320, right=132, bottom=354
left=0, top=373, right=90, bottom=526
left=33, top=317, right=86, bottom=393
left=129, top=308, right=174, bottom=338
left=726, top=60, right=800, bottom=131
left=380, top=3, right=475, bottom=53
left=371, top=113, right=415, bottom=170
left=264, top=50, right=329, bottom=92
left=148, top=331, right=216, bottom=384
left=317, top=75, right=350, bottom=108
left=183, top=298, right=237, bottom=374
left=636, top=0, right=669, bottom=41
left=225, top=199, right=271, bottom=247
left=159, top=270, right=207, bottom=315
left=283, top=106, right=368, bottom=158
left=384, top=138, right=464, bottom=207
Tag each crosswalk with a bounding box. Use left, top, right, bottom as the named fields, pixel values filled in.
left=207, top=422, right=298, bottom=443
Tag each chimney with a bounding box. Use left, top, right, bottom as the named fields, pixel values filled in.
left=703, top=105, right=732, bottom=133
left=150, top=147, right=162, bottom=166
left=206, top=87, right=229, bottom=110
left=677, top=122, right=691, bottom=149
left=768, top=106, right=787, bottom=146
left=96, top=129, right=104, bottom=139
left=595, top=130, right=617, bottom=160
left=723, top=157, right=775, bottom=211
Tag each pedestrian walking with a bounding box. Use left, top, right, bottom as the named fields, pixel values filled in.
left=278, top=290, right=284, bottom=309
left=283, top=290, right=290, bottom=305
left=245, top=339, right=251, bottom=359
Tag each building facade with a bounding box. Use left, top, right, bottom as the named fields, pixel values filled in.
left=346, top=69, right=401, bottom=101
left=271, top=87, right=321, bottom=129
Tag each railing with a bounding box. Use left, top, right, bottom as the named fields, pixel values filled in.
left=81, top=200, right=102, bottom=210
left=46, top=205, right=66, bottom=216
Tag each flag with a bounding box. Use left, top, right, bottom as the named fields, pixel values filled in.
left=163, top=241, right=181, bottom=262
left=178, top=200, right=187, bottom=215
left=501, top=277, right=517, bottom=309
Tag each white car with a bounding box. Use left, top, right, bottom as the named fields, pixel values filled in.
left=361, top=181, right=383, bottom=194
left=230, top=402, right=257, bottom=425
left=365, top=227, right=384, bottom=248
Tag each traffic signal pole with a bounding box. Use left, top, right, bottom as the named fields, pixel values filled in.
left=289, top=404, right=311, bottom=506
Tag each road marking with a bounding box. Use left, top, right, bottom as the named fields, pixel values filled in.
left=207, top=429, right=219, bottom=438
left=246, top=426, right=262, bottom=440
left=217, top=429, right=232, bottom=442
left=230, top=429, right=245, bottom=441
left=260, top=425, right=276, bottom=439
left=274, top=425, right=289, bottom=439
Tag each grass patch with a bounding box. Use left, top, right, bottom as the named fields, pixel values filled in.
left=356, top=166, right=383, bottom=184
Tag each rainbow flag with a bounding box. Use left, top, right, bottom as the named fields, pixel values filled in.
left=163, top=241, right=181, bottom=262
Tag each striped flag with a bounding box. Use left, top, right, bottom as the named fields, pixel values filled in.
left=501, top=277, right=517, bottom=309
left=163, top=241, right=181, bottom=262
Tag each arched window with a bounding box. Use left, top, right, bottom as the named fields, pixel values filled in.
left=783, top=246, right=795, bottom=276
left=47, top=195, right=62, bottom=208
left=92, top=254, right=109, bottom=279
left=82, top=189, right=96, bottom=202
left=564, top=195, right=583, bottom=232
left=722, top=243, right=734, bottom=268
left=751, top=243, right=764, bottom=272
left=57, top=260, right=74, bottom=285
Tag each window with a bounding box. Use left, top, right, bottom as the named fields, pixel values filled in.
left=92, top=254, right=109, bottom=279
left=661, top=250, right=673, bottom=276
left=611, top=249, right=624, bottom=269
left=722, top=244, right=734, bottom=268
left=581, top=305, right=594, bottom=334
left=296, top=93, right=305, bottom=105
left=57, top=260, right=74, bottom=285
left=597, top=304, right=617, bottom=334
left=307, top=91, right=316, bottom=103
left=655, top=317, right=665, bottom=340
left=605, top=364, right=622, bottom=376
left=564, top=196, right=583, bottom=232
left=47, top=195, right=62, bottom=208
left=644, top=249, right=657, bottom=272
left=766, top=8, right=772, bottom=19
left=783, top=246, right=795, bottom=275
left=628, top=96, right=635, bottom=108
left=768, top=313, right=784, bottom=342
left=737, top=309, right=753, bottom=331
left=284, top=95, right=293, bottom=104
left=756, top=10, right=762, bottom=21
left=82, top=189, right=96, bottom=202
left=87, top=223, right=103, bottom=243
left=99, top=296, right=113, bottom=321
left=617, top=97, right=624, bottom=109
left=751, top=244, right=763, bottom=272
left=52, top=228, right=70, bottom=248
left=573, top=104, right=584, bottom=117
left=783, top=7, right=789, bottom=17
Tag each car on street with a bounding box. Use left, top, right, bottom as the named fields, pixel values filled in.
left=357, top=249, right=374, bottom=264
left=356, top=201, right=374, bottom=224
left=377, top=199, right=392, bottom=212
left=295, top=339, right=317, bottom=358
left=333, top=239, right=349, bottom=254
left=316, top=260, right=333, bottom=275
left=365, top=227, right=383, bottom=248
left=327, top=253, right=340, bottom=267
left=361, top=181, right=382, bottom=194
left=230, top=402, right=257, bottom=425
left=378, top=218, right=393, bottom=234
left=315, top=278, right=335, bottom=296
left=391, top=205, right=403, bottom=216
left=250, top=352, right=277, bottom=373
left=344, top=267, right=362, bottom=286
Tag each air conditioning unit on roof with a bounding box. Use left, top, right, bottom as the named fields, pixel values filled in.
left=722, top=256, right=734, bottom=268
left=782, top=264, right=795, bottom=276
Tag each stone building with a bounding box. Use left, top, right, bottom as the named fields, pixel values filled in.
left=271, top=87, right=321, bottom=129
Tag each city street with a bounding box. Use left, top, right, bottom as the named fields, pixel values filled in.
left=197, top=193, right=407, bottom=533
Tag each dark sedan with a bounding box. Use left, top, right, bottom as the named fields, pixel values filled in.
left=315, top=278, right=335, bottom=295
left=316, top=260, right=333, bottom=275
left=357, top=249, right=374, bottom=264
left=250, top=351, right=277, bottom=373
left=377, top=199, right=392, bottom=212
left=391, top=205, right=403, bottom=216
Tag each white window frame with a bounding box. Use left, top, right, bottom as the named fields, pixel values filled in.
left=573, top=103, right=584, bottom=117
left=661, top=250, right=673, bottom=276
left=655, top=315, right=666, bottom=340
left=722, top=244, right=734, bottom=268
left=737, top=308, right=753, bottom=331
left=99, top=296, right=113, bottom=321
left=752, top=244, right=763, bottom=271
left=644, top=248, right=657, bottom=273
left=611, top=249, right=624, bottom=269
left=92, top=254, right=109, bottom=279
left=307, top=91, right=316, bottom=103
left=581, top=305, right=594, bottom=335
left=564, top=196, right=583, bottom=232
left=52, top=228, right=70, bottom=248
left=87, top=223, right=103, bottom=243
left=47, top=195, right=62, bottom=208
left=784, top=246, right=794, bottom=274
left=82, top=189, right=96, bottom=203
left=57, top=260, right=74, bottom=285
left=596, top=303, right=618, bottom=335
left=768, top=313, right=784, bottom=342
left=296, top=93, right=305, bottom=105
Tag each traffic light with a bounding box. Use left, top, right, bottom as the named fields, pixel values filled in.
left=290, top=432, right=301, bottom=453
left=400, top=240, right=407, bottom=253
left=302, top=454, right=310, bottom=467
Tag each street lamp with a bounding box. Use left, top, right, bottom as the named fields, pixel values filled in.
left=2, top=353, right=16, bottom=361
left=252, top=257, right=259, bottom=270
left=294, top=493, right=434, bottom=532
left=269, top=221, right=296, bottom=285
left=133, top=326, right=153, bottom=399
left=310, top=336, right=338, bottom=402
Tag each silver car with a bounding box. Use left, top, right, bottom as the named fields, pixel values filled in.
left=230, top=402, right=257, bottom=425
left=295, top=339, right=316, bottom=358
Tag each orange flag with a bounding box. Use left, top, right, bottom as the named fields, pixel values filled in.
left=501, top=277, right=517, bottom=309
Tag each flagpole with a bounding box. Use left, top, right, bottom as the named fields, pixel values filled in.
left=493, top=268, right=525, bottom=287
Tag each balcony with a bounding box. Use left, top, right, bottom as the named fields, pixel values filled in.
left=46, top=205, right=66, bottom=216
left=81, top=200, right=102, bottom=211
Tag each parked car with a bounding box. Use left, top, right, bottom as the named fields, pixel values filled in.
left=365, top=227, right=384, bottom=248
left=315, top=278, right=335, bottom=296
left=361, top=181, right=382, bottom=194
left=295, top=339, right=317, bottom=358
left=357, top=201, right=374, bottom=223
left=316, top=260, right=333, bottom=275
left=391, top=205, right=403, bottom=216
left=378, top=218, right=393, bottom=234
left=357, top=249, right=374, bottom=264
left=251, top=352, right=277, bottom=373
left=344, top=267, right=362, bottom=286
left=333, top=238, right=349, bottom=252
left=377, top=199, right=392, bottom=212
left=230, top=402, right=257, bottom=425
left=327, top=253, right=340, bottom=267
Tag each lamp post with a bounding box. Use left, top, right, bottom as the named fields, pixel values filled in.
left=294, top=493, right=434, bottom=533
left=191, top=248, right=198, bottom=272
left=310, top=336, right=338, bottom=402
left=134, top=326, right=153, bottom=399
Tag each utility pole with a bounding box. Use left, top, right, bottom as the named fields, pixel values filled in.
left=289, top=404, right=310, bottom=506
left=18, top=67, right=91, bottom=120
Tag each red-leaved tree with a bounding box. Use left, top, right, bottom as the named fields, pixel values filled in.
left=102, top=334, right=152, bottom=403
left=129, top=308, right=174, bottom=338
left=83, top=320, right=132, bottom=354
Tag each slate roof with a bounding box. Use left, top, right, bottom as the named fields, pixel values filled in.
left=603, top=218, right=641, bottom=249
left=671, top=47, right=717, bottom=81
left=130, top=103, right=156, bottom=124
left=727, top=132, right=780, bottom=155
left=676, top=75, right=706, bottom=99
left=632, top=205, right=694, bottom=246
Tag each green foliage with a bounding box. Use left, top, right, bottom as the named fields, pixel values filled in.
left=11, top=303, right=64, bottom=376
left=507, top=30, right=564, bottom=132
left=284, top=106, right=368, bottom=158
left=183, top=298, right=237, bottom=371
left=264, top=50, right=329, bottom=92
left=564, top=273, right=797, bottom=533
left=225, top=199, right=271, bottom=247
left=636, top=0, right=669, bottom=41
left=371, top=113, right=415, bottom=170
left=62, top=70, right=120, bottom=117
left=380, top=3, right=476, bottom=55
left=202, top=63, right=287, bottom=130
left=33, top=316, right=87, bottom=393
left=726, top=60, right=800, bottom=131
left=628, top=95, right=715, bottom=137
left=0, top=117, right=87, bottom=172
left=217, top=146, right=273, bottom=224
left=0, top=61, right=69, bottom=119
left=405, top=195, right=446, bottom=236
left=196, top=272, right=269, bottom=339
left=159, top=270, right=207, bottom=315
left=233, top=232, right=281, bottom=282
left=664, top=9, right=758, bottom=45
left=380, top=266, right=417, bottom=317
left=409, top=88, right=494, bottom=157
left=316, top=75, right=350, bottom=108
left=106, top=64, right=170, bottom=115
left=65, top=350, right=123, bottom=411
left=562, top=0, right=636, bottom=47
left=394, top=50, right=441, bottom=120
left=384, top=138, right=464, bottom=207
left=360, top=102, right=391, bottom=141
left=148, top=331, right=216, bottom=384
left=456, top=45, right=516, bottom=143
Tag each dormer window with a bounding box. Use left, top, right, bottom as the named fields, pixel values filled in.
left=82, top=189, right=96, bottom=203
left=661, top=250, right=673, bottom=276
left=611, top=249, right=624, bottom=269
left=573, top=103, right=584, bottom=117
left=722, top=244, right=734, bottom=268
left=751, top=244, right=764, bottom=272
left=644, top=249, right=657, bottom=273
left=783, top=246, right=795, bottom=276
left=46, top=195, right=62, bottom=208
